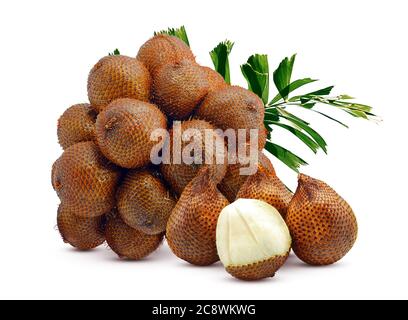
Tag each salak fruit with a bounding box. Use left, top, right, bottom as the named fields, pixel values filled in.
left=160, top=119, right=227, bottom=195
left=152, top=60, right=209, bottom=119
left=137, top=34, right=195, bottom=75
left=236, top=165, right=292, bottom=219
left=57, top=103, right=96, bottom=150
left=105, top=213, right=164, bottom=260
left=95, top=98, right=167, bottom=169
left=286, top=174, right=358, bottom=265
left=57, top=204, right=106, bottom=250
left=166, top=167, right=229, bottom=266
left=52, top=141, right=121, bottom=217
left=117, top=169, right=176, bottom=235
left=216, top=199, right=292, bottom=281
left=218, top=149, right=275, bottom=202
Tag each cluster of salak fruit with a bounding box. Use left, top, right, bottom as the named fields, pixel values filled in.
left=52, top=30, right=360, bottom=281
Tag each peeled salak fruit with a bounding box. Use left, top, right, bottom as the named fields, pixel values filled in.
left=152, top=60, right=209, bottom=119
left=57, top=204, right=106, bottom=250
left=195, top=86, right=267, bottom=150
left=137, top=34, right=195, bottom=76
left=236, top=165, right=293, bottom=219
left=95, top=98, right=167, bottom=169
left=105, top=213, right=164, bottom=260
left=166, top=167, right=229, bottom=266
left=87, top=55, right=151, bottom=112
left=286, top=174, right=358, bottom=265
left=57, top=103, right=97, bottom=150
left=216, top=199, right=291, bottom=281
left=52, top=141, right=121, bottom=217
left=218, top=149, right=275, bottom=202
left=117, top=169, right=176, bottom=235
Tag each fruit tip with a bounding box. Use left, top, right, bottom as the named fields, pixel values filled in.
left=298, top=173, right=310, bottom=183
left=296, top=173, right=311, bottom=194
left=256, top=164, right=268, bottom=175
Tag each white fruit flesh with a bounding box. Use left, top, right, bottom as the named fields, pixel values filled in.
left=216, top=198, right=291, bottom=267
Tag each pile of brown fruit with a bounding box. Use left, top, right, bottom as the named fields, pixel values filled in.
left=52, top=34, right=358, bottom=281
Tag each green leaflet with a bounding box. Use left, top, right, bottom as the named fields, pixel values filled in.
left=303, top=95, right=376, bottom=120
left=108, top=49, right=120, bottom=56
left=265, top=141, right=308, bottom=172
left=272, top=54, right=296, bottom=101
left=241, top=54, right=269, bottom=104
left=289, top=86, right=334, bottom=102
left=154, top=25, right=190, bottom=46
left=210, top=40, right=234, bottom=84
left=269, top=78, right=318, bottom=105
left=265, top=120, right=320, bottom=153
left=276, top=108, right=328, bottom=153
left=302, top=109, right=349, bottom=128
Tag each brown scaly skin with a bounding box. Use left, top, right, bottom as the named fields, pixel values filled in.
left=236, top=165, right=293, bottom=219
left=87, top=55, right=151, bottom=112
left=51, top=141, right=121, bottom=218
left=57, top=103, right=97, bottom=150
left=152, top=60, right=209, bottom=120
left=95, top=98, right=167, bottom=169
left=160, top=119, right=227, bottom=196
left=137, top=34, right=195, bottom=76
left=201, top=66, right=228, bottom=92
left=57, top=204, right=106, bottom=250
left=51, top=158, right=59, bottom=189
left=117, top=168, right=176, bottom=235
left=226, top=254, right=289, bottom=281
left=218, top=151, right=275, bottom=202
left=286, top=174, right=358, bottom=265
left=195, top=86, right=266, bottom=150
left=166, top=167, right=229, bottom=266
left=105, top=213, right=163, bottom=260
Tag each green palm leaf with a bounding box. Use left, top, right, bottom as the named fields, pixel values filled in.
left=154, top=26, right=190, bottom=46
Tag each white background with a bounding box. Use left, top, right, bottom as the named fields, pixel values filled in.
left=0, top=0, right=407, bottom=300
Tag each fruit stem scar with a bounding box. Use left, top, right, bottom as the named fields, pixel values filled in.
left=55, top=180, right=62, bottom=190
left=105, top=117, right=118, bottom=130
left=246, top=102, right=257, bottom=111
